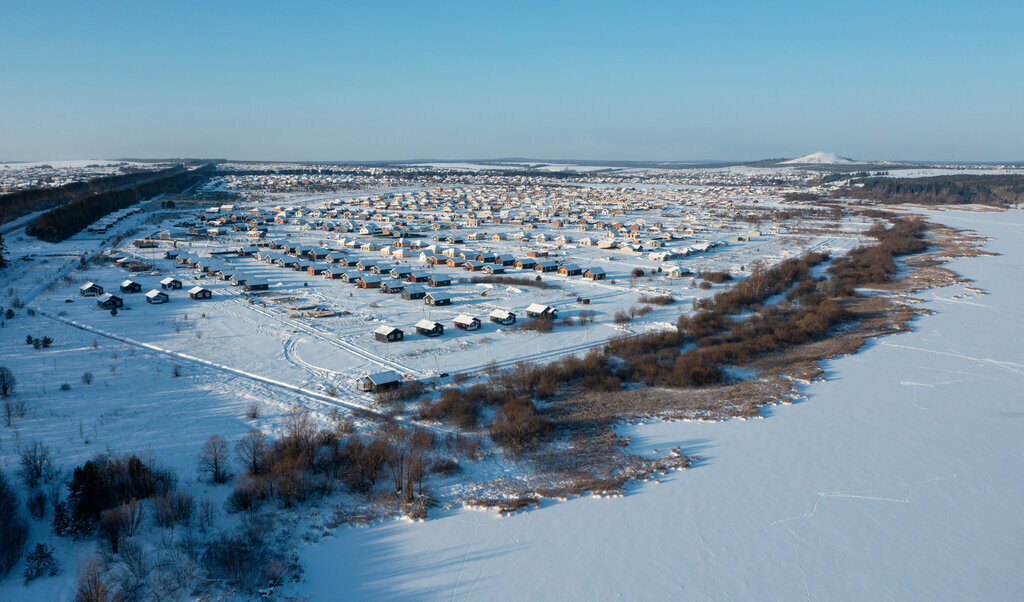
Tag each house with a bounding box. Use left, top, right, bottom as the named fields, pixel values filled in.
left=495, top=254, right=516, bottom=266
left=374, top=325, right=404, bottom=343
left=358, top=370, right=403, bottom=393
left=80, top=282, right=104, bottom=297
left=243, top=280, right=270, bottom=291
left=462, top=260, right=485, bottom=271
left=307, top=264, right=327, bottom=276
left=557, top=264, right=583, bottom=277
left=407, top=271, right=430, bottom=283
left=402, top=285, right=427, bottom=300
left=666, top=265, right=692, bottom=278
left=389, top=266, right=412, bottom=279
left=525, top=303, right=558, bottom=318
left=514, top=258, right=537, bottom=270
left=482, top=264, right=506, bottom=275
left=583, top=267, right=606, bottom=280
left=380, top=280, right=406, bottom=294
left=357, top=275, right=382, bottom=289
left=453, top=314, right=481, bottom=331
left=145, top=289, right=169, bottom=304
left=188, top=286, right=213, bottom=300
left=489, top=308, right=516, bottom=325
left=428, top=275, right=452, bottom=287
left=425, top=291, right=452, bottom=306
left=160, top=277, right=183, bottom=290
left=96, top=293, right=123, bottom=309
left=323, top=267, right=346, bottom=279
left=415, top=319, right=444, bottom=337
left=534, top=260, right=559, bottom=273
left=120, top=279, right=142, bottom=293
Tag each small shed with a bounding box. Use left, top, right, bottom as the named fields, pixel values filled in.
left=428, top=275, right=452, bottom=287
left=244, top=280, right=270, bottom=291
left=380, top=280, right=406, bottom=294
left=415, top=319, right=444, bottom=337
left=557, top=264, right=583, bottom=277
left=189, top=286, right=213, bottom=300
left=583, top=267, right=606, bottom=280
left=374, top=325, right=404, bottom=343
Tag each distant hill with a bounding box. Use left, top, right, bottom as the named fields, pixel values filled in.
left=781, top=152, right=858, bottom=165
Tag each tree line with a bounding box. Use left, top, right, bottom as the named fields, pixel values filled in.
left=840, top=174, right=1024, bottom=206
left=0, top=164, right=187, bottom=225
left=26, top=164, right=216, bottom=242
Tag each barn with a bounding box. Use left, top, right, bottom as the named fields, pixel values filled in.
left=415, top=319, right=444, bottom=337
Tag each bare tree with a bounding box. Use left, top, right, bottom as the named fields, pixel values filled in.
left=0, top=367, right=15, bottom=398
left=235, top=429, right=268, bottom=476
left=19, top=441, right=56, bottom=489
left=198, top=435, right=231, bottom=484
left=75, top=555, right=109, bottom=602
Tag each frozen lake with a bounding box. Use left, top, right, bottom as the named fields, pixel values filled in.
left=293, top=209, right=1024, bottom=600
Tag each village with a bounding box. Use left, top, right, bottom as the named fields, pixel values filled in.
left=19, top=167, right=867, bottom=416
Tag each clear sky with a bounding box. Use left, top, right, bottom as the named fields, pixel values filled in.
left=1, top=0, right=1021, bottom=162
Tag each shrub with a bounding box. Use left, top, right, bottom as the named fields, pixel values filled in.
left=700, top=270, right=732, bottom=284
left=153, top=491, right=195, bottom=528
left=27, top=489, right=47, bottom=519
left=638, top=294, right=675, bottom=306
left=23, top=543, right=59, bottom=584
left=488, top=397, right=551, bottom=455
left=613, top=311, right=631, bottom=325
left=203, top=521, right=288, bottom=592
left=82, top=372, right=94, bottom=385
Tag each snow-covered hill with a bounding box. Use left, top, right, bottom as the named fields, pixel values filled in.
left=781, top=151, right=858, bottom=165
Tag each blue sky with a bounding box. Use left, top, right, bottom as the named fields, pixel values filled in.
left=1, top=1, right=1021, bottom=161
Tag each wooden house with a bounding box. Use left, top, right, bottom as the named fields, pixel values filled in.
left=425, top=291, right=452, bottom=306
left=428, top=275, right=452, bottom=287
left=144, top=289, right=169, bottom=304
left=188, top=286, right=212, bottom=300
left=160, top=277, right=183, bottom=290
left=374, top=325, right=404, bottom=343
left=402, top=285, right=427, bottom=300
left=453, top=314, right=481, bottom=331
left=489, top=309, right=516, bottom=325
left=80, top=282, right=104, bottom=297
left=557, top=264, right=582, bottom=277
left=380, top=280, right=406, bottom=294
left=525, top=303, right=558, bottom=318
left=415, top=319, right=444, bottom=337
left=359, top=370, right=403, bottom=393
left=120, top=280, right=142, bottom=293
left=244, top=280, right=270, bottom=291
left=97, top=293, right=123, bottom=309
left=583, top=267, right=606, bottom=280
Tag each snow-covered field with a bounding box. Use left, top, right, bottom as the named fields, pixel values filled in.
left=287, top=209, right=1024, bottom=600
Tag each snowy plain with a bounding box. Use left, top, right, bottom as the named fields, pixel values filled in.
left=288, top=209, right=1024, bottom=600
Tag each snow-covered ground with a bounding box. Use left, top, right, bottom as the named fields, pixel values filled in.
left=288, top=209, right=1024, bottom=600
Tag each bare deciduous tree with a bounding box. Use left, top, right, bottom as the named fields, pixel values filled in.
left=235, top=429, right=268, bottom=476
left=0, top=367, right=15, bottom=398
left=198, top=435, right=231, bottom=484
